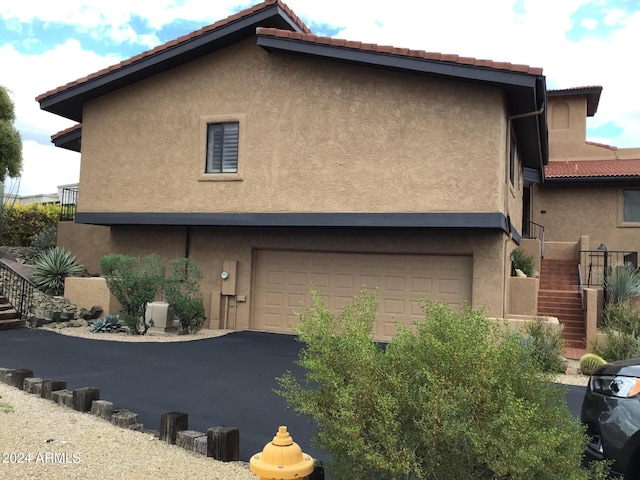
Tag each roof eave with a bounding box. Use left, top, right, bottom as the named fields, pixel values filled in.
left=548, top=87, right=602, bottom=117
left=52, top=128, right=82, bottom=152
left=544, top=176, right=640, bottom=184
left=256, top=34, right=548, bottom=170
left=37, top=3, right=305, bottom=122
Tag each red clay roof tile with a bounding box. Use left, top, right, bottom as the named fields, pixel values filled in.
left=257, top=28, right=544, bottom=75
left=545, top=159, right=640, bottom=178
left=36, top=0, right=310, bottom=102
left=52, top=124, right=82, bottom=140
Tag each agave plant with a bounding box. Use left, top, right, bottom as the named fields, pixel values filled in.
left=90, top=314, right=124, bottom=333
left=604, top=264, right=640, bottom=305
left=31, top=247, right=84, bottom=295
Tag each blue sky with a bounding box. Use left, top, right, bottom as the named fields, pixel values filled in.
left=1, top=0, right=639, bottom=195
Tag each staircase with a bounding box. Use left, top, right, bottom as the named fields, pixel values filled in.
left=537, top=259, right=586, bottom=348
left=0, top=294, right=25, bottom=330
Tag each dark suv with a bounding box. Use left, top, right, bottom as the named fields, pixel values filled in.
left=581, top=358, right=640, bottom=478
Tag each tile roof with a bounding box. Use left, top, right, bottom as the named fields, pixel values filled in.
left=256, top=28, right=544, bottom=75
left=52, top=124, right=82, bottom=140
left=545, top=159, right=640, bottom=178
left=585, top=141, right=618, bottom=151
left=548, top=85, right=602, bottom=93
left=36, top=0, right=310, bottom=102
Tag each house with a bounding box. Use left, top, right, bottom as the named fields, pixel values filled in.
left=532, top=86, right=640, bottom=254
left=37, top=0, right=548, bottom=339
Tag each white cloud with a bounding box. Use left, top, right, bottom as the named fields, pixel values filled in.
left=580, top=18, right=598, bottom=29
left=12, top=140, right=80, bottom=196
left=603, top=8, right=627, bottom=26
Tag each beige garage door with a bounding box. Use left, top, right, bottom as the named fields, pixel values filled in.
left=252, top=250, right=473, bottom=341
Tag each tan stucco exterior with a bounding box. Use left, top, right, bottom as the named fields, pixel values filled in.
left=57, top=222, right=112, bottom=274
left=78, top=39, right=513, bottom=217
left=533, top=93, right=640, bottom=251
left=508, top=277, right=539, bottom=316
left=100, top=226, right=507, bottom=328
left=64, top=277, right=120, bottom=314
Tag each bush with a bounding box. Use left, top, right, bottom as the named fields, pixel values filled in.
left=1, top=203, right=61, bottom=246
left=100, top=254, right=164, bottom=335
left=524, top=318, right=567, bottom=373
left=30, top=225, right=57, bottom=248
left=277, top=290, right=608, bottom=480
left=592, top=302, right=640, bottom=361
left=164, top=258, right=206, bottom=334
left=579, top=353, right=606, bottom=375
left=604, top=264, right=640, bottom=305
left=31, top=247, right=84, bottom=295
left=511, top=248, right=535, bottom=277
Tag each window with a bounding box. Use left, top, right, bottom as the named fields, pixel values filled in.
left=205, top=122, right=239, bottom=173
left=623, top=190, right=640, bottom=223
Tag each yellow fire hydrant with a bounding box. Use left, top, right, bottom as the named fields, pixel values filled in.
left=250, top=426, right=315, bottom=480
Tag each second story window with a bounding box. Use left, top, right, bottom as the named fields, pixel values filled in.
left=623, top=190, right=640, bottom=223
left=206, top=122, right=239, bottom=173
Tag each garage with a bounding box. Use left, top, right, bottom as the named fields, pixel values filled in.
left=252, top=250, right=473, bottom=340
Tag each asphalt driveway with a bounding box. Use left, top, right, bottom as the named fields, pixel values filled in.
left=0, top=328, right=587, bottom=467
left=0, top=329, right=321, bottom=462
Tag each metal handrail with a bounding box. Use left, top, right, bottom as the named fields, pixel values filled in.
left=578, top=263, right=585, bottom=311
left=0, top=260, right=35, bottom=320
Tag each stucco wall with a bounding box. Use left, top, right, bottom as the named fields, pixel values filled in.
left=57, top=222, right=113, bottom=275
left=104, top=226, right=507, bottom=330
left=531, top=184, right=639, bottom=251
left=78, top=39, right=509, bottom=215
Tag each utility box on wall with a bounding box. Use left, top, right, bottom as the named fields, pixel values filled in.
left=221, top=260, right=238, bottom=296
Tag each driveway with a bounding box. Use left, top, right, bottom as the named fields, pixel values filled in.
left=0, top=329, right=321, bottom=463
left=0, top=328, right=588, bottom=466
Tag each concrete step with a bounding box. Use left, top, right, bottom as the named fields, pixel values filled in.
left=0, top=309, right=19, bottom=321
left=538, top=289, right=581, bottom=297
left=0, top=319, right=26, bottom=330
left=0, top=302, right=14, bottom=311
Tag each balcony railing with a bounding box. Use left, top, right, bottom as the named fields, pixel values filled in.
left=60, top=186, right=78, bottom=221
left=522, top=221, right=545, bottom=258
left=579, top=249, right=639, bottom=288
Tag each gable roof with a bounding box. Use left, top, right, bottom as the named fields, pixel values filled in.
left=37, top=0, right=548, bottom=169
left=548, top=86, right=602, bottom=117
left=545, top=159, right=640, bottom=183
left=36, top=0, right=309, bottom=122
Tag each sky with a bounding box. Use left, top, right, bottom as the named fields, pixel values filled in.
left=1, top=0, right=639, bottom=196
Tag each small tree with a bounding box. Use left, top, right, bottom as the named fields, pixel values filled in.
left=0, top=86, right=22, bottom=181
left=278, top=289, right=609, bottom=479
left=164, top=257, right=206, bottom=334
left=100, top=254, right=164, bottom=335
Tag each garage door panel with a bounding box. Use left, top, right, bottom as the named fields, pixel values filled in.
left=253, top=250, right=472, bottom=339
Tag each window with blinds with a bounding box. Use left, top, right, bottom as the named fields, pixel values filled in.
left=205, top=122, right=239, bottom=173
left=623, top=190, right=640, bottom=223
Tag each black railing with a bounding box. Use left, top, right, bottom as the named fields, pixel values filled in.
left=522, top=221, right=545, bottom=258
left=580, top=250, right=639, bottom=287
left=60, top=186, right=78, bottom=221
left=0, top=260, right=35, bottom=320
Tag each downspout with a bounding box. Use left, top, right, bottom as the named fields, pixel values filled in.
left=503, top=101, right=546, bottom=317
left=184, top=227, right=191, bottom=258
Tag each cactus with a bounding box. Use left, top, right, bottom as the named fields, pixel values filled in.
left=90, top=314, right=124, bottom=333
left=579, top=353, right=607, bottom=375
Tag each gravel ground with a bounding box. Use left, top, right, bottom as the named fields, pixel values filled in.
left=0, top=383, right=257, bottom=480
left=0, top=326, right=588, bottom=478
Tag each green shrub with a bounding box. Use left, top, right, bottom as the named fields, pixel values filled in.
left=31, top=247, right=84, bottom=295
left=100, top=254, right=164, bottom=335
left=90, top=314, right=124, bottom=333
left=592, top=302, right=640, bottom=361
left=30, top=225, right=57, bottom=248
left=164, top=257, right=206, bottom=334
left=511, top=248, right=535, bottom=277
left=1, top=203, right=61, bottom=246
left=277, top=290, right=608, bottom=480
left=524, top=318, right=567, bottom=373
left=579, top=353, right=606, bottom=375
